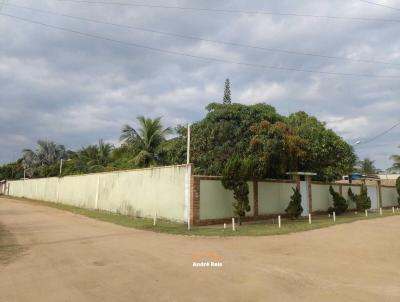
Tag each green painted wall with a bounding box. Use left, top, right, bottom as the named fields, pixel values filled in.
left=311, top=184, right=340, bottom=212
left=8, top=165, right=188, bottom=222
left=199, top=180, right=254, bottom=220
left=382, top=187, right=398, bottom=207
left=258, top=182, right=296, bottom=215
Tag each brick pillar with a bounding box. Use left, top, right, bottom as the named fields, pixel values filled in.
left=253, top=181, right=259, bottom=217
left=190, top=176, right=200, bottom=226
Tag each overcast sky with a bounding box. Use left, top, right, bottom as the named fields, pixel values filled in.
left=0, top=0, right=399, bottom=169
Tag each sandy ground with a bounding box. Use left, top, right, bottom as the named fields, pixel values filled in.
left=0, top=197, right=399, bottom=302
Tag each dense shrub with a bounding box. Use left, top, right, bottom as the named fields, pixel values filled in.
left=396, top=177, right=400, bottom=205
left=221, top=156, right=252, bottom=225
left=328, top=186, right=348, bottom=215
left=285, top=188, right=303, bottom=219
left=348, top=185, right=371, bottom=211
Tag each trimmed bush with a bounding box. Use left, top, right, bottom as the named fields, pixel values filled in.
left=221, top=156, right=251, bottom=225
left=285, top=187, right=303, bottom=219
left=348, top=185, right=371, bottom=211
left=328, top=186, right=348, bottom=215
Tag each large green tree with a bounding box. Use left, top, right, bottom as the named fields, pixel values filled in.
left=162, top=125, right=188, bottom=165
left=189, top=102, right=282, bottom=175
left=0, top=161, right=24, bottom=180
left=120, top=116, right=172, bottom=167
left=287, top=112, right=356, bottom=181
left=249, top=120, right=307, bottom=178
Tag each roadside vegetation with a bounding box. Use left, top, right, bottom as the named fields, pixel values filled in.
left=1, top=80, right=398, bottom=225
left=0, top=79, right=357, bottom=183
left=3, top=197, right=398, bottom=237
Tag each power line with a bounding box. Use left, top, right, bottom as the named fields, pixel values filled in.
left=6, top=3, right=400, bottom=67
left=359, top=0, right=400, bottom=11
left=1, top=12, right=399, bottom=78
left=358, top=120, right=400, bottom=146
left=55, top=0, right=400, bottom=23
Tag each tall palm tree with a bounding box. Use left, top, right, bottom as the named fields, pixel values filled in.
left=120, top=116, right=171, bottom=167
left=356, top=158, right=377, bottom=175
left=22, top=140, right=66, bottom=175
left=78, top=139, right=113, bottom=171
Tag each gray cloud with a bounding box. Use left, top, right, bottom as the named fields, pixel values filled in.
left=0, top=0, right=399, bottom=169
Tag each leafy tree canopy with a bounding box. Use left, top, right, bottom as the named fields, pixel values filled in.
left=1, top=103, right=356, bottom=182
left=189, top=102, right=282, bottom=176
left=286, top=112, right=356, bottom=181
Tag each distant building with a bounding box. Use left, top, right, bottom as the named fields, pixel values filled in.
left=338, top=173, right=397, bottom=187
left=378, top=172, right=400, bottom=180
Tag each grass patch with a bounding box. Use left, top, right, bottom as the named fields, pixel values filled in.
left=2, top=196, right=399, bottom=237
left=0, top=222, right=24, bottom=265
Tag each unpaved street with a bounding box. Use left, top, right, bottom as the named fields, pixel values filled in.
left=0, top=197, right=399, bottom=302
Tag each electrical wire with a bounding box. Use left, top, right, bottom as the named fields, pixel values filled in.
left=358, top=121, right=400, bottom=146
left=5, top=3, right=400, bottom=67
left=55, top=0, right=400, bottom=23
left=1, top=12, right=399, bottom=78
left=0, top=13, right=400, bottom=79
left=359, top=0, right=400, bottom=11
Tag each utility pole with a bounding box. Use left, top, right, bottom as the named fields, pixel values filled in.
left=186, top=123, right=191, bottom=231
left=186, top=124, right=191, bottom=165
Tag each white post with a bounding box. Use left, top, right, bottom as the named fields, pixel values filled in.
left=328, top=213, right=331, bottom=218
left=153, top=212, right=157, bottom=226
left=185, top=124, right=192, bottom=231
left=393, top=207, right=395, bottom=214
left=278, top=216, right=281, bottom=228
left=232, top=218, right=235, bottom=231
left=365, top=210, right=368, bottom=217
left=223, top=223, right=226, bottom=230
left=333, top=212, right=336, bottom=223
left=380, top=208, right=382, bottom=216
left=308, top=213, right=312, bottom=225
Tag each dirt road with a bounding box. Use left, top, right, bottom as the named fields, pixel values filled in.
left=0, top=197, right=399, bottom=302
